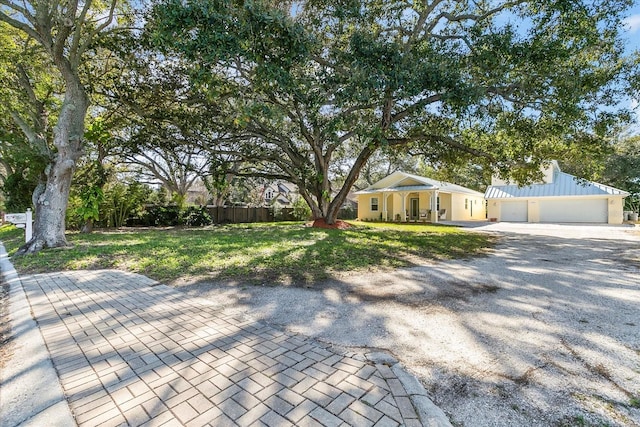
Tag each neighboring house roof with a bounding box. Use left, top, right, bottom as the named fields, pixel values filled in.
left=354, top=171, right=484, bottom=197
left=264, top=180, right=299, bottom=207
left=277, top=183, right=293, bottom=193
left=484, top=162, right=629, bottom=199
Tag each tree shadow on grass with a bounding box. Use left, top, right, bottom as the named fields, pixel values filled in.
left=9, top=225, right=495, bottom=287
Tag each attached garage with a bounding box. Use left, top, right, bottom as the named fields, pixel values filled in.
left=538, top=199, right=607, bottom=223
left=485, top=161, right=629, bottom=225
left=500, top=201, right=528, bottom=222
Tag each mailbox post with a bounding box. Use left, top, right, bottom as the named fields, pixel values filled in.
left=25, top=209, right=32, bottom=242
left=4, top=209, right=33, bottom=242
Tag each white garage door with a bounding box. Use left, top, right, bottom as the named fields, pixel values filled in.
left=500, top=201, right=528, bottom=222
left=539, top=199, right=607, bottom=223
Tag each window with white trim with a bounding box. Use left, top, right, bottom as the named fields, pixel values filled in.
left=371, top=197, right=379, bottom=211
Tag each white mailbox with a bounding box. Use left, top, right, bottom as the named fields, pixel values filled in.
left=4, top=209, right=33, bottom=242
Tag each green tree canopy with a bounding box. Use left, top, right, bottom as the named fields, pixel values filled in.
left=147, top=0, right=635, bottom=224
left=0, top=22, right=57, bottom=212
left=1, top=0, right=136, bottom=253
left=605, top=135, right=640, bottom=211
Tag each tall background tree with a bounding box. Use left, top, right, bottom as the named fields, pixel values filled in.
left=0, top=0, right=126, bottom=253
left=148, top=0, right=636, bottom=225
left=97, top=36, right=238, bottom=205
left=604, top=134, right=640, bottom=212
left=0, top=22, right=55, bottom=213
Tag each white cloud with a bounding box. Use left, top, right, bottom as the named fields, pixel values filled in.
left=624, top=14, right=640, bottom=33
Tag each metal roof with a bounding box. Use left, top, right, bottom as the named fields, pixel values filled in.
left=354, top=171, right=484, bottom=196
left=485, top=169, right=629, bottom=199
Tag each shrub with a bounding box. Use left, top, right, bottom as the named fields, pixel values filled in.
left=271, top=204, right=284, bottom=221
left=66, top=194, right=84, bottom=230
left=291, top=197, right=312, bottom=221
left=182, top=206, right=212, bottom=226
left=338, top=206, right=356, bottom=220
left=142, top=205, right=183, bottom=226
left=136, top=205, right=212, bottom=227
left=102, top=182, right=152, bottom=228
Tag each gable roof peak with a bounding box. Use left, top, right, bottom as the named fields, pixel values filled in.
left=355, top=170, right=484, bottom=196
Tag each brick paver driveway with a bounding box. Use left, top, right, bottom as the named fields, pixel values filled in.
left=20, top=270, right=427, bottom=426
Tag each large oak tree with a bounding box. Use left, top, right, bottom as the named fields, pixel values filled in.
left=149, top=0, right=635, bottom=224
left=0, top=0, right=124, bottom=253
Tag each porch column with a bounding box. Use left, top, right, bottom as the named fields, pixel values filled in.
left=431, top=190, right=439, bottom=223
left=400, top=192, right=408, bottom=222
left=382, top=192, right=388, bottom=221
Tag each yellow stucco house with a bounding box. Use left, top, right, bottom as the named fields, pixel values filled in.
left=484, top=161, right=629, bottom=224
left=354, top=171, right=486, bottom=222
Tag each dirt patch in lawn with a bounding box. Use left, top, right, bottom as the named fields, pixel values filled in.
left=309, top=218, right=352, bottom=229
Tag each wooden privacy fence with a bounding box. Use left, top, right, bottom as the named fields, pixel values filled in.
left=204, top=206, right=356, bottom=224
left=206, top=206, right=274, bottom=224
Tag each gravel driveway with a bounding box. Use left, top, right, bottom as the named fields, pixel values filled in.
left=179, top=223, right=640, bottom=426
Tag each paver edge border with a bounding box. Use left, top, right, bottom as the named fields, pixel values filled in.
left=328, top=346, right=454, bottom=426
left=0, top=243, right=76, bottom=427
left=362, top=351, right=452, bottom=427
left=390, top=363, right=452, bottom=427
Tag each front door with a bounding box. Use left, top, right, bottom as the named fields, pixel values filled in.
left=410, top=198, right=419, bottom=220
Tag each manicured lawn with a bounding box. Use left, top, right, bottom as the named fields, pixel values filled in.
left=0, top=222, right=494, bottom=285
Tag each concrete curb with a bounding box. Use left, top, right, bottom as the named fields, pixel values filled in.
left=0, top=244, right=75, bottom=427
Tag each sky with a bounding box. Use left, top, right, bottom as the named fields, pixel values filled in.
left=624, top=5, right=640, bottom=53
left=623, top=4, right=640, bottom=130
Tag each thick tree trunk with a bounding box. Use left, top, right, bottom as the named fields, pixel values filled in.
left=298, top=189, right=322, bottom=219
left=18, top=161, right=76, bottom=253
left=311, top=144, right=378, bottom=226
left=16, top=82, right=88, bottom=255
left=80, top=218, right=94, bottom=234
left=325, top=200, right=342, bottom=225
